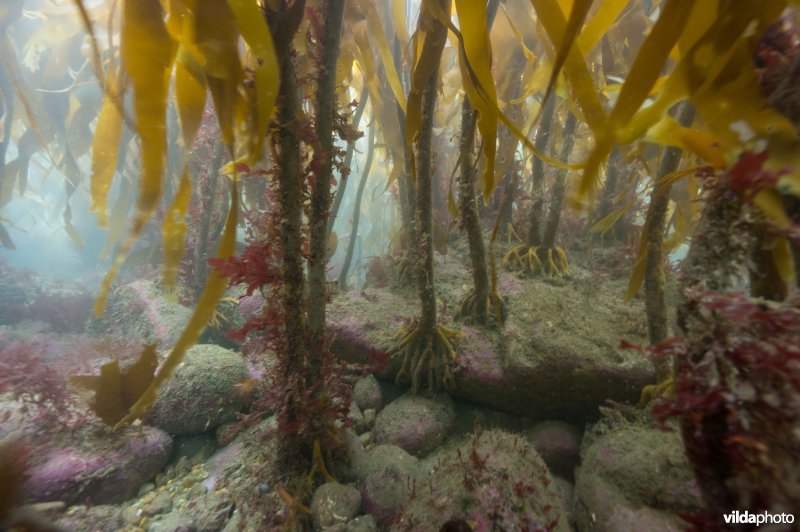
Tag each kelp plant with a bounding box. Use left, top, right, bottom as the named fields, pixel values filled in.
left=388, top=0, right=460, bottom=394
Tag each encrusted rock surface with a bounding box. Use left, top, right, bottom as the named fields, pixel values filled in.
left=23, top=425, right=172, bottom=505
left=329, top=271, right=653, bottom=422
left=573, top=420, right=703, bottom=531
left=372, top=393, right=455, bottom=457
left=148, top=344, right=248, bottom=436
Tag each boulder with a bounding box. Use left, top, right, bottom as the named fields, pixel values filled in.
left=328, top=275, right=653, bottom=422
left=148, top=344, right=248, bottom=436
left=393, top=429, right=569, bottom=531
left=310, top=482, right=361, bottom=530
left=353, top=375, right=383, bottom=412
left=23, top=425, right=172, bottom=505
left=89, top=280, right=190, bottom=349
left=372, top=393, right=454, bottom=457
left=573, top=421, right=703, bottom=531
left=524, top=420, right=582, bottom=480
left=357, top=445, right=419, bottom=527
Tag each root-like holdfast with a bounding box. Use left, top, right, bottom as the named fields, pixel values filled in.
left=637, top=376, right=674, bottom=408
left=275, top=439, right=336, bottom=524
left=455, top=288, right=508, bottom=326
left=503, top=244, right=570, bottom=277
left=388, top=320, right=461, bottom=393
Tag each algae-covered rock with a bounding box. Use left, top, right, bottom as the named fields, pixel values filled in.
left=524, top=420, right=582, bottom=480
left=148, top=344, right=248, bottom=436
left=372, top=393, right=454, bottom=457
left=357, top=444, right=420, bottom=527
left=573, top=420, right=703, bottom=531
left=310, top=482, right=361, bottom=530
left=328, top=261, right=653, bottom=421
left=89, top=279, right=191, bottom=350
left=392, top=429, right=569, bottom=531
left=22, top=425, right=172, bottom=505
left=353, top=374, right=383, bottom=412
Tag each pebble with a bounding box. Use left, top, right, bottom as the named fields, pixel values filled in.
left=362, top=408, right=376, bottom=429
left=359, top=432, right=372, bottom=447
left=142, top=491, right=172, bottom=516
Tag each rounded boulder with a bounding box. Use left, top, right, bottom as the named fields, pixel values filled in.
left=148, top=344, right=248, bottom=436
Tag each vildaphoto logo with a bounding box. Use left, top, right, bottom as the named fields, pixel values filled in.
left=724, top=511, right=795, bottom=526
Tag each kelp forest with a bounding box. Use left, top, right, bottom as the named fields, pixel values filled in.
left=1, top=0, right=800, bottom=530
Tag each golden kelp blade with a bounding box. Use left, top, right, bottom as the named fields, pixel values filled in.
left=646, top=116, right=725, bottom=169
left=162, top=46, right=207, bottom=291
left=359, top=0, right=407, bottom=113
left=428, top=0, right=581, bottom=176
left=576, top=0, right=627, bottom=53
left=115, top=181, right=239, bottom=430
left=454, top=0, right=498, bottom=200
left=574, top=0, right=694, bottom=207
left=89, top=73, right=124, bottom=227
left=405, top=0, right=450, bottom=182
left=70, top=344, right=158, bottom=427
left=95, top=0, right=175, bottom=316
left=529, top=0, right=607, bottom=134
left=227, top=0, right=280, bottom=163
left=535, top=0, right=592, bottom=125
left=392, top=0, right=409, bottom=53
left=194, top=0, right=243, bottom=151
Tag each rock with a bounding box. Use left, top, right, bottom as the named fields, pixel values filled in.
left=552, top=477, right=575, bottom=530
left=349, top=402, right=366, bottom=434
left=310, top=482, right=361, bottom=530
left=346, top=514, right=378, bottom=532
left=362, top=409, right=376, bottom=431
left=89, top=279, right=191, bottom=349
left=394, top=429, right=569, bottom=531
left=192, top=491, right=235, bottom=531
left=173, top=433, right=218, bottom=465
left=524, top=420, right=581, bottom=479
left=56, top=504, right=124, bottom=532
left=148, top=344, right=249, bottom=436
left=353, top=375, right=382, bottom=412
left=328, top=283, right=653, bottom=421
left=142, top=491, right=173, bottom=516
left=147, top=509, right=195, bottom=532
left=573, top=421, right=703, bottom=531
left=372, top=393, right=454, bottom=457
left=358, top=445, right=419, bottom=527
left=147, top=492, right=233, bottom=532
left=23, top=425, right=172, bottom=505
left=333, top=429, right=367, bottom=483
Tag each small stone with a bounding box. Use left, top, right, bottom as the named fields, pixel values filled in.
left=353, top=375, right=382, bottom=412
left=347, top=514, right=379, bottom=532
left=142, top=491, right=173, bottom=517
left=362, top=409, right=376, bottom=429
left=175, top=455, right=190, bottom=474
left=123, top=505, right=142, bottom=524
left=310, top=482, right=361, bottom=530
left=524, top=420, right=581, bottom=479
left=348, top=402, right=366, bottom=434
left=372, top=393, right=455, bottom=457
